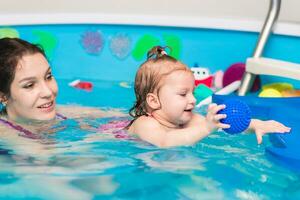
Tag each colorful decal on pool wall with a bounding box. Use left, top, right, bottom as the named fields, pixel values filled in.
left=109, top=33, right=131, bottom=60
left=132, top=35, right=160, bottom=61
left=132, top=34, right=182, bottom=61
left=32, top=30, right=57, bottom=60
left=162, top=34, right=181, bottom=59
left=80, top=30, right=105, bottom=55
left=0, top=27, right=19, bottom=38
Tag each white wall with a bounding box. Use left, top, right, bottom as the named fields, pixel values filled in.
left=1, top=0, right=300, bottom=36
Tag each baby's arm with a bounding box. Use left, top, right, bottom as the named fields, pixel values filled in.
left=131, top=104, right=229, bottom=147
left=247, top=119, right=291, bottom=144
left=131, top=114, right=206, bottom=147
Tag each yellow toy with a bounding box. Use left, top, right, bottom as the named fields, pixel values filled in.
left=259, top=88, right=282, bottom=97
left=259, top=82, right=300, bottom=97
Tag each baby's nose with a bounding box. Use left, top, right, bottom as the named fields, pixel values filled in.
left=190, top=94, right=197, bottom=104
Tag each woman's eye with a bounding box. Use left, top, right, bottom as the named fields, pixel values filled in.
left=23, top=83, right=34, bottom=89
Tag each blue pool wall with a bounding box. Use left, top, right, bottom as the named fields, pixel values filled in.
left=2, top=24, right=300, bottom=88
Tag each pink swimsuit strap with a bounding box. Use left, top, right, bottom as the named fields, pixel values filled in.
left=0, top=114, right=67, bottom=139
left=98, top=119, right=138, bottom=140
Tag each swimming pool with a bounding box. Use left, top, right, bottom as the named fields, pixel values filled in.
left=0, top=24, right=300, bottom=199
left=0, top=78, right=299, bottom=199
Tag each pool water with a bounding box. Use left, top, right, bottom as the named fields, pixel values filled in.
left=0, top=79, right=299, bottom=200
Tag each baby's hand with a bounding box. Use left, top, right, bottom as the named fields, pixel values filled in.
left=250, top=119, right=291, bottom=144
left=206, top=103, right=230, bottom=131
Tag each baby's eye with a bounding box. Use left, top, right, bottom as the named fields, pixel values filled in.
left=46, top=73, right=53, bottom=80
left=179, top=93, right=187, bottom=97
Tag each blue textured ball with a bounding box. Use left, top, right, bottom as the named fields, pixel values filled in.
left=218, top=99, right=251, bottom=134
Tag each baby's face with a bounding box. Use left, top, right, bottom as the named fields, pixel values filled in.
left=155, top=70, right=196, bottom=126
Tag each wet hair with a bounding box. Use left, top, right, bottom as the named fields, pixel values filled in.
left=129, top=46, right=192, bottom=120
left=0, top=37, right=46, bottom=98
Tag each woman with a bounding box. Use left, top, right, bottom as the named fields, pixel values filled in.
left=0, top=38, right=123, bottom=153
left=0, top=38, right=125, bottom=199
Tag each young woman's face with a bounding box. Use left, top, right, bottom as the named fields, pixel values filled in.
left=156, top=70, right=196, bottom=126
left=6, top=53, right=58, bottom=121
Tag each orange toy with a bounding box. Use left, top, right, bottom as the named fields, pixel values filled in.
left=281, top=90, right=300, bottom=97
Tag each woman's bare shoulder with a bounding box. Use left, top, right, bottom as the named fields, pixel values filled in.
left=0, top=122, right=60, bottom=157
left=0, top=123, right=10, bottom=135
left=57, top=104, right=127, bottom=118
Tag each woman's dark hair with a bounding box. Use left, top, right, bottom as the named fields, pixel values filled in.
left=0, top=37, right=46, bottom=98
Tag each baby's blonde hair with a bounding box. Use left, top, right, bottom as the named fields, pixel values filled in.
left=129, top=46, right=192, bottom=119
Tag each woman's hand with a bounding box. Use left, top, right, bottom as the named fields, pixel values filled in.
left=249, top=119, right=291, bottom=144
left=205, top=103, right=230, bottom=132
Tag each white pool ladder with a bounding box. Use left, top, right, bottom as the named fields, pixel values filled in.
left=238, top=0, right=300, bottom=96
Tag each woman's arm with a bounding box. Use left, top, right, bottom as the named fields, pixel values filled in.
left=57, top=105, right=127, bottom=119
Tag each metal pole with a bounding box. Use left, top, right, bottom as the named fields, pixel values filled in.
left=238, top=0, right=281, bottom=96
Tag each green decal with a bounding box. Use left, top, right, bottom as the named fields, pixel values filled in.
left=32, top=30, right=57, bottom=60
left=132, top=35, right=160, bottom=61
left=163, top=34, right=181, bottom=59
left=0, top=28, right=19, bottom=38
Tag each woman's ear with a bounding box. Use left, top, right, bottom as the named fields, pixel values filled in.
left=0, top=93, right=8, bottom=105
left=146, top=93, right=161, bottom=110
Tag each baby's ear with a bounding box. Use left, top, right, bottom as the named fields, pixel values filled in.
left=146, top=93, right=160, bottom=110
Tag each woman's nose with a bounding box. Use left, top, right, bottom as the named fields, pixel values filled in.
left=40, top=82, right=53, bottom=98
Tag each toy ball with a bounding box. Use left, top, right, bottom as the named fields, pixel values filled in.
left=217, top=99, right=251, bottom=134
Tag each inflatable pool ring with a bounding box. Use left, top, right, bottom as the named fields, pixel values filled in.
left=217, top=99, right=251, bottom=134
left=266, top=108, right=298, bottom=164
left=213, top=94, right=300, bottom=169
